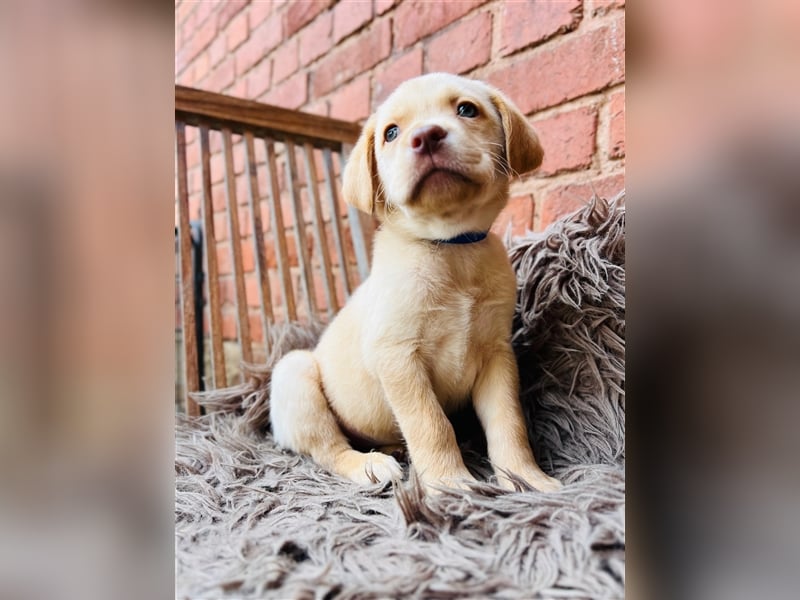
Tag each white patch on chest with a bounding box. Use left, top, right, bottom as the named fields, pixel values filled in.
left=423, top=289, right=484, bottom=410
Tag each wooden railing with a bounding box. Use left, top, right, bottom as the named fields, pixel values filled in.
left=175, top=86, right=371, bottom=415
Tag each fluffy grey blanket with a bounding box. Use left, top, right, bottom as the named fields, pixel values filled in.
left=176, top=194, right=625, bottom=599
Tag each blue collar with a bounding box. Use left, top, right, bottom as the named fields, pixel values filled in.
left=432, top=231, right=489, bottom=245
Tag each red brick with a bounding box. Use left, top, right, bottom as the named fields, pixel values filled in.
left=206, top=55, right=236, bottom=92
left=221, top=310, right=237, bottom=341
left=189, top=195, right=201, bottom=221
left=245, top=274, right=261, bottom=308
left=311, top=19, right=392, bottom=96
left=263, top=234, right=277, bottom=269
left=373, top=47, right=423, bottom=105
left=216, top=242, right=233, bottom=276
left=192, top=0, right=218, bottom=31
left=329, top=76, right=371, bottom=122
left=192, top=51, right=211, bottom=83
left=267, top=269, right=284, bottom=313
left=298, top=11, right=333, bottom=66
left=285, top=0, right=334, bottom=37
left=250, top=0, right=273, bottom=29
left=259, top=197, right=273, bottom=232
left=261, top=71, right=308, bottom=109
left=376, top=0, right=399, bottom=15
left=312, top=270, right=329, bottom=313
left=533, top=106, right=598, bottom=176
left=209, top=131, right=223, bottom=154
left=218, top=276, right=235, bottom=306
left=273, top=37, right=299, bottom=82
left=246, top=58, right=272, bottom=99
left=176, top=11, right=217, bottom=68
left=229, top=138, right=243, bottom=176
left=240, top=238, right=255, bottom=272
left=589, top=0, right=626, bottom=17
left=284, top=230, right=300, bottom=268
left=227, top=171, right=246, bottom=208
left=179, top=7, right=196, bottom=37
left=209, top=35, right=227, bottom=68
left=608, top=89, right=625, bottom=159
left=210, top=153, right=226, bottom=187
left=176, top=1, right=196, bottom=27
left=233, top=78, right=250, bottom=100
left=214, top=212, right=229, bottom=241
left=185, top=136, right=201, bottom=171
left=249, top=311, right=264, bottom=343
left=492, top=195, right=533, bottom=237
left=538, top=173, right=624, bottom=229
left=189, top=169, right=201, bottom=196
left=238, top=209, right=253, bottom=237
left=499, top=0, right=582, bottom=57
left=426, top=11, right=492, bottom=74
left=211, top=180, right=226, bottom=210
left=175, top=68, right=193, bottom=87
left=488, top=17, right=625, bottom=114
left=393, top=0, right=486, bottom=49
left=333, top=0, right=372, bottom=43
left=217, top=0, right=249, bottom=29
left=226, top=11, right=249, bottom=52
left=304, top=99, right=330, bottom=117
left=235, top=14, right=283, bottom=76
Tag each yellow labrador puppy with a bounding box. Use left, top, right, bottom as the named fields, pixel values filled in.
left=271, top=73, right=561, bottom=493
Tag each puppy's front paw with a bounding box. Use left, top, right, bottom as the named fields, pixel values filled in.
left=356, top=452, right=404, bottom=485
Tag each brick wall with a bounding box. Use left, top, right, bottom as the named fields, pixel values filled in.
left=175, top=0, right=625, bottom=340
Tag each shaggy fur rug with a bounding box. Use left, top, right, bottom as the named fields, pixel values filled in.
left=176, top=193, right=625, bottom=599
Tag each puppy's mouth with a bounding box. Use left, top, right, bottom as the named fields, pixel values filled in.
left=410, top=167, right=475, bottom=200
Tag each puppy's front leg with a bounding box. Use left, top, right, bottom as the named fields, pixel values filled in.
left=379, top=361, right=475, bottom=491
left=473, top=346, right=562, bottom=492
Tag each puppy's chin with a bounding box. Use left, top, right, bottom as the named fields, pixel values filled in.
left=406, top=168, right=483, bottom=207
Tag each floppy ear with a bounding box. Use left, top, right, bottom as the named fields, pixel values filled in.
left=490, top=89, right=544, bottom=176
left=342, top=115, right=378, bottom=215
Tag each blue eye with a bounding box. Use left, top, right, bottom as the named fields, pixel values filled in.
left=384, top=125, right=399, bottom=142
left=457, top=102, right=479, bottom=118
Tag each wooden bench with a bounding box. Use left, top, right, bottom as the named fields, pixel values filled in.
left=175, top=86, right=372, bottom=416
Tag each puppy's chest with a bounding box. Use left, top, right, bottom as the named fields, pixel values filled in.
left=421, top=280, right=512, bottom=403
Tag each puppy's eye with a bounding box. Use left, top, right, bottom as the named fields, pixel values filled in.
left=384, top=125, right=399, bottom=143
left=457, top=102, right=479, bottom=118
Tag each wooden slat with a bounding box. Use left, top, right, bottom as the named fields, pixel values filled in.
left=284, top=141, right=318, bottom=317
left=243, top=132, right=274, bottom=352
left=263, top=138, right=297, bottom=321
left=199, top=126, right=227, bottom=388
left=222, top=128, right=254, bottom=365
left=302, top=144, right=338, bottom=316
left=175, top=121, right=200, bottom=417
left=321, top=148, right=352, bottom=298
left=176, top=85, right=360, bottom=148
left=341, top=144, right=373, bottom=283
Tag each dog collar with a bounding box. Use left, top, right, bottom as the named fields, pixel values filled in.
left=432, top=231, right=489, bottom=245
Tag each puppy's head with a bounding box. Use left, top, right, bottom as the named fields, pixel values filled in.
left=342, top=73, right=543, bottom=238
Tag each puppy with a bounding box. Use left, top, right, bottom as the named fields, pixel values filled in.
left=270, top=73, right=561, bottom=493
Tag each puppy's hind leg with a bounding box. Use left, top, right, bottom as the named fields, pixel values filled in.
left=270, top=350, right=403, bottom=485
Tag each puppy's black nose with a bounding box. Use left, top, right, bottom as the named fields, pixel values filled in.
left=411, top=125, right=447, bottom=154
